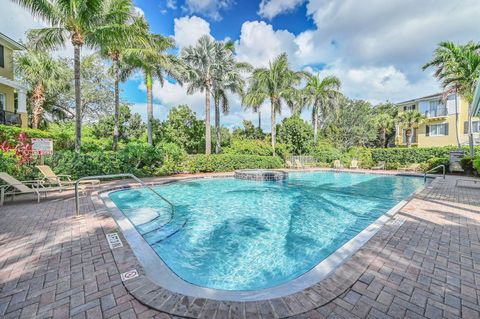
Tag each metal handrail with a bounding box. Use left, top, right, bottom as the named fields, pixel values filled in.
left=423, top=164, right=446, bottom=182
left=75, top=173, right=175, bottom=217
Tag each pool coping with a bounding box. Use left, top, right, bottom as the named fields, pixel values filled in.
left=94, top=170, right=430, bottom=318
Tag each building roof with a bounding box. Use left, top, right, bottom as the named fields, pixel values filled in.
left=396, top=93, right=443, bottom=105
left=0, top=32, right=25, bottom=50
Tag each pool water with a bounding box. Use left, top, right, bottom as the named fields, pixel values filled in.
left=109, top=172, right=424, bottom=291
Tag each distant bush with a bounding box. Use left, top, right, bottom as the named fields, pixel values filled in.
left=371, top=146, right=480, bottom=165
left=420, top=157, right=449, bottom=173
left=344, top=147, right=373, bottom=168
left=183, top=154, right=284, bottom=173
left=473, top=158, right=480, bottom=175
left=223, top=139, right=289, bottom=159
left=309, top=142, right=342, bottom=164
left=0, top=124, right=54, bottom=145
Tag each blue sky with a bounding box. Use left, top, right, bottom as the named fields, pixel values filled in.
left=3, top=0, right=480, bottom=130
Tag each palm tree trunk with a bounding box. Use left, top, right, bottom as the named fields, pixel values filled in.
left=454, top=92, right=461, bottom=148
left=406, top=128, right=412, bottom=148
left=205, top=84, right=211, bottom=155
left=215, top=96, right=221, bottom=154
left=313, top=106, right=319, bottom=143
left=258, top=110, right=261, bottom=129
left=146, top=71, right=153, bottom=146
left=31, top=82, right=45, bottom=129
left=382, top=129, right=387, bottom=148
left=74, top=44, right=82, bottom=153
left=112, top=57, right=120, bottom=151
left=271, top=98, right=276, bottom=156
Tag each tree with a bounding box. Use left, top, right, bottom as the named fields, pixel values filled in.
left=243, top=53, right=304, bottom=156
left=92, top=104, right=145, bottom=143
left=15, top=0, right=135, bottom=152
left=181, top=35, right=223, bottom=154
left=157, top=105, right=205, bottom=154
left=423, top=41, right=480, bottom=153
left=15, top=48, right=66, bottom=128
left=277, top=115, right=313, bottom=155
left=232, top=120, right=264, bottom=140
left=304, top=74, right=342, bottom=143
left=99, top=14, right=149, bottom=150
left=396, top=110, right=425, bottom=148
left=121, top=18, right=182, bottom=145
left=211, top=44, right=252, bottom=153
left=372, top=102, right=398, bottom=148
left=324, top=98, right=378, bottom=149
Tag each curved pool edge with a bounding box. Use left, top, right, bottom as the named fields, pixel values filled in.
left=96, top=171, right=429, bottom=310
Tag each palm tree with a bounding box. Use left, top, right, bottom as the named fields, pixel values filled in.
left=121, top=19, right=182, bottom=145
left=181, top=35, right=223, bottom=154
left=98, top=7, right=148, bottom=150
left=211, top=46, right=252, bottom=153
left=374, top=113, right=395, bottom=148
left=14, top=0, right=134, bottom=152
left=15, top=48, right=66, bottom=128
left=243, top=53, right=304, bottom=156
left=396, top=110, right=425, bottom=148
left=304, top=74, right=341, bottom=143
left=423, top=41, right=480, bottom=149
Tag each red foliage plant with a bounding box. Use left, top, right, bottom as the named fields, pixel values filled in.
left=0, top=132, right=33, bottom=164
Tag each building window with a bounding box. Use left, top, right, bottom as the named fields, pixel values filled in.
left=403, top=104, right=415, bottom=111
left=464, top=121, right=480, bottom=133
left=426, top=123, right=449, bottom=136
left=0, top=45, right=4, bottom=68
left=0, top=93, right=5, bottom=110
left=403, top=128, right=417, bottom=143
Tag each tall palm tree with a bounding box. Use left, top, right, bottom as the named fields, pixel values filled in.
left=304, top=74, right=341, bottom=143
left=121, top=19, right=182, bottom=145
left=243, top=53, right=303, bottom=156
left=211, top=47, right=252, bottom=153
left=374, top=113, right=395, bottom=148
left=15, top=49, right=66, bottom=128
left=99, top=16, right=149, bottom=150
left=181, top=35, right=223, bottom=155
left=396, top=110, right=425, bottom=148
left=423, top=41, right=480, bottom=152
left=13, top=0, right=134, bottom=152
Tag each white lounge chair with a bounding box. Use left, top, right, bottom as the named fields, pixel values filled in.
left=36, top=165, right=100, bottom=188
left=295, top=159, right=304, bottom=169
left=0, top=172, right=83, bottom=205
left=372, top=161, right=386, bottom=170
left=350, top=159, right=359, bottom=169
left=285, top=160, right=295, bottom=169
left=333, top=160, right=343, bottom=169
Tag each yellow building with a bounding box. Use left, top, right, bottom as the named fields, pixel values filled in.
left=0, top=32, right=27, bottom=128
left=395, top=93, right=479, bottom=147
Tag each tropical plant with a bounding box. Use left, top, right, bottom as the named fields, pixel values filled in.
left=99, top=12, right=148, bottom=150
left=14, top=0, right=136, bottom=152
left=15, top=48, right=66, bottom=128
left=181, top=35, right=224, bottom=154
left=303, top=74, right=341, bottom=142
left=121, top=18, right=182, bottom=145
left=423, top=41, right=480, bottom=149
left=396, top=110, right=425, bottom=148
left=243, top=53, right=304, bottom=156
left=374, top=112, right=395, bottom=148
left=211, top=45, right=252, bottom=153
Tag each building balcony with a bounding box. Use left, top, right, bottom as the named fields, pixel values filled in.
left=424, top=107, right=448, bottom=118
left=0, top=110, right=22, bottom=126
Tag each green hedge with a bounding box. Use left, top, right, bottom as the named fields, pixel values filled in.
left=0, top=124, right=54, bottom=144
left=183, top=154, right=284, bottom=173
left=371, top=146, right=480, bottom=165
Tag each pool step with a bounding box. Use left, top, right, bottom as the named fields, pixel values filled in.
left=136, top=214, right=172, bottom=235
left=143, top=217, right=188, bottom=245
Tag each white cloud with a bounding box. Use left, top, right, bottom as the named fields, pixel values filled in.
left=235, top=21, right=299, bottom=68
left=174, top=16, right=211, bottom=48
left=166, top=0, right=177, bottom=10
left=182, top=0, right=234, bottom=21
left=0, top=0, right=44, bottom=43
left=258, top=0, right=306, bottom=19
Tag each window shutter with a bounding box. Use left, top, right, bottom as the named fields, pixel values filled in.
left=0, top=45, right=4, bottom=68
left=464, top=121, right=469, bottom=134
left=445, top=123, right=449, bottom=135
left=426, top=125, right=430, bottom=136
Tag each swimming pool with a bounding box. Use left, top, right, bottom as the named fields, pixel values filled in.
left=108, top=171, right=424, bottom=291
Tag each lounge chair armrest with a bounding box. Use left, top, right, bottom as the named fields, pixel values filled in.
left=56, top=174, right=72, bottom=181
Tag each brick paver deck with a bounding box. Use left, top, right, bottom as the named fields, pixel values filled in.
left=0, top=171, right=479, bottom=318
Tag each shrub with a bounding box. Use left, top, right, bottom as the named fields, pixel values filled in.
left=0, top=124, right=54, bottom=145
left=309, top=142, right=342, bottom=164
left=344, top=147, right=374, bottom=168
left=371, top=146, right=480, bottom=165
left=155, top=143, right=187, bottom=175
left=183, top=154, right=284, bottom=173
left=223, top=139, right=289, bottom=159
left=420, top=157, right=449, bottom=173
left=473, top=158, right=480, bottom=175
left=460, top=156, right=476, bottom=174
